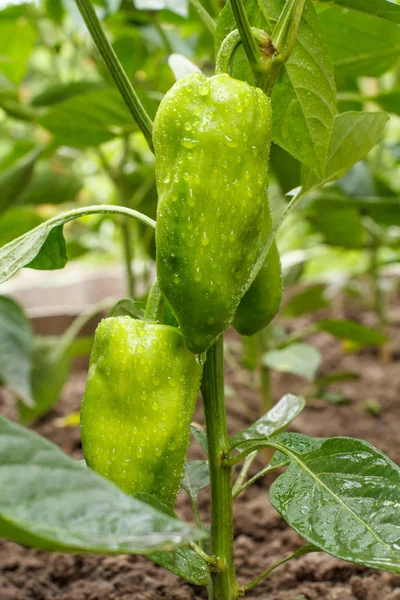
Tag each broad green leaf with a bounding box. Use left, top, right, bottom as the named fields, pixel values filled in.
left=215, top=0, right=336, bottom=177
left=149, top=546, right=209, bottom=585
left=270, top=433, right=400, bottom=573
left=316, top=0, right=400, bottom=24
left=0, top=415, right=205, bottom=556
left=0, top=297, right=33, bottom=406
left=307, top=200, right=365, bottom=248
left=0, top=14, right=36, bottom=83
left=317, top=6, right=400, bottom=83
left=302, top=111, right=389, bottom=191
left=31, top=81, right=105, bottom=107
left=263, top=344, right=321, bottom=381
left=0, top=207, right=43, bottom=248
left=182, top=460, right=210, bottom=499
left=17, top=337, right=71, bottom=425
left=17, top=161, right=83, bottom=206
left=230, top=394, right=305, bottom=450
left=283, top=284, right=329, bottom=317
left=0, top=205, right=155, bottom=284
left=37, top=88, right=155, bottom=148
left=0, top=149, right=40, bottom=214
left=318, top=319, right=387, bottom=345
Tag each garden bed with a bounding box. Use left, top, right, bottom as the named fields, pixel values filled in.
left=1, top=312, right=400, bottom=600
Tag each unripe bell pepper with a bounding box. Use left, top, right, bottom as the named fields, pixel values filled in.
left=234, top=209, right=283, bottom=336
left=80, top=316, right=203, bottom=509
left=154, top=72, right=272, bottom=354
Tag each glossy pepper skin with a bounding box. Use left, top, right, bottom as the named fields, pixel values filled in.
left=234, top=209, right=283, bottom=336
left=154, top=72, right=272, bottom=354
left=80, top=316, right=203, bottom=509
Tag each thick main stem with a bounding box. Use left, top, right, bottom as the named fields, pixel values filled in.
left=202, top=338, right=238, bottom=600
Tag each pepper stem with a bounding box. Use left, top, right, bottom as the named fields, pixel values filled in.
left=215, top=28, right=275, bottom=76
left=202, top=338, right=238, bottom=599
left=75, top=0, right=154, bottom=152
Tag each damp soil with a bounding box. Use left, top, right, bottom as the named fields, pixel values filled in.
left=1, top=309, right=400, bottom=600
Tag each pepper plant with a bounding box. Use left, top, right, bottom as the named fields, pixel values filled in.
left=1, top=0, right=400, bottom=599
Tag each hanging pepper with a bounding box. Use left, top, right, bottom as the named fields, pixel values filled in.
left=80, top=316, right=203, bottom=509
left=234, top=209, right=282, bottom=336
left=154, top=72, right=272, bottom=354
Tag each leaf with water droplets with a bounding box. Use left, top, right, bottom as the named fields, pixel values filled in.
left=215, top=0, right=336, bottom=177
left=0, top=206, right=155, bottom=284
left=0, top=415, right=206, bottom=561
left=0, top=297, right=34, bottom=407
left=230, top=394, right=305, bottom=451
left=269, top=433, right=400, bottom=572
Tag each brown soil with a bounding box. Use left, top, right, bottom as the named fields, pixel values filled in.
left=1, top=312, right=400, bottom=600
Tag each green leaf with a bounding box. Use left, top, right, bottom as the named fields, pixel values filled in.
left=0, top=149, right=40, bottom=214
left=109, top=298, right=146, bottom=319
left=284, top=284, right=329, bottom=317
left=230, top=394, right=305, bottom=451
left=0, top=415, right=205, bottom=555
left=302, top=111, right=389, bottom=191
left=0, top=205, right=155, bottom=284
left=306, top=199, right=365, bottom=248
left=270, top=433, right=400, bottom=573
left=318, top=319, right=387, bottom=345
left=149, top=546, right=209, bottom=585
left=17, top=161, right=83, bottom=206
left=215, top=0, right=336, bottom=176
left=37, top=88, right=143, bottom=148
left=316, top=0, right=400, bottom=24
left=17, top=337, right=71, bottom=425
left=31, top=81, right=105, bottom=107
left=0, top=14, right=36, bottom=84
left=263, top=344, right=321, bottom=381
left=0, top=297, right=33, bottom=406
left=317, top=6, right=400, bottom=83
left=182, top=460, right=210, bottom=498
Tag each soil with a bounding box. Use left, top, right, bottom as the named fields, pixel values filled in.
left=1, top=309, right=400, bottom=600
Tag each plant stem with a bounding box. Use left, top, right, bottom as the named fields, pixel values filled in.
left=215, top=28, right=274, bottom=76
left=75, top=0, right=154, bottom=152
left=232, top=451, right=257, bottom=499
left=241, top=545, right=314, bottom=592
left=144, top=279, right=164, bottom=321
left=262, top=0, right=306, bottom=94
left=369, top=243, right=391, bottom=362
left=153, top=18, right=174, bottom=55
left=56, top=297, right=115, bottom=360
left=229, top=0, right=266, bottom=74
left=121, top=219, right=135, bottom=298
left=202, top=338, right=238, bottom=600
left=189, top=0, right=216, bottom=35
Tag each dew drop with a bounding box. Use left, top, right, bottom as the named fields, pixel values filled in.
left=182, top=138, right=198, bottom=149
left=224, top=135, right=238, bottom=148
left=198, top=82, right=210, bottom=96
left=195, top=352, right=207, bottom=365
